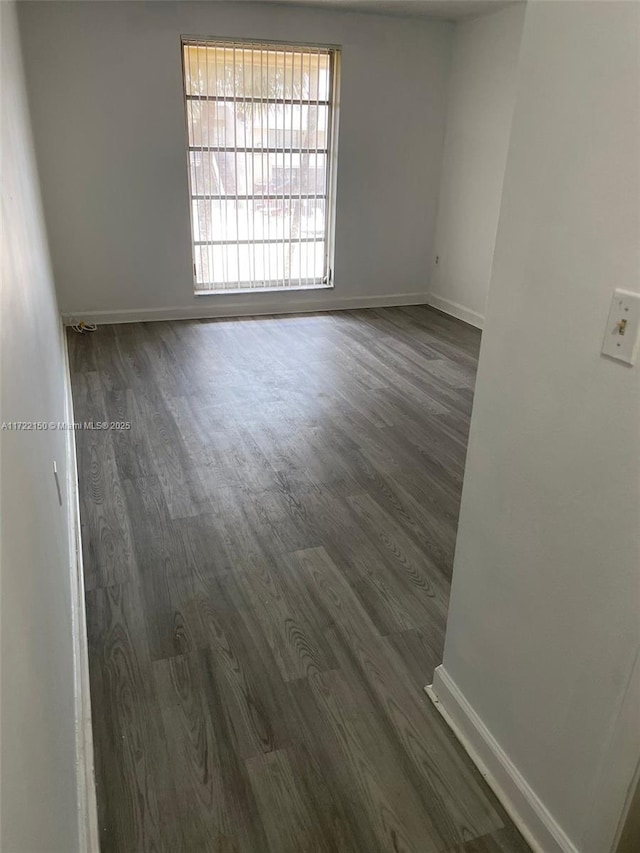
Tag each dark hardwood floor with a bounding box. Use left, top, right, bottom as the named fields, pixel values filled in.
left=68, top=306, right=530, bottom=853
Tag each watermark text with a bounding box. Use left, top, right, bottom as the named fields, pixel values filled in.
left=2, top=421, right=131, bottom=431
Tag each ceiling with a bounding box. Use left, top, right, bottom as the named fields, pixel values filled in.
left=260, top=0, right=521, bottom=21
left=33, top=0, right=522, bottom=23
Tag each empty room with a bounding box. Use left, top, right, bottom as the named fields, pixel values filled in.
left=1, top=1, right=639, bottom=853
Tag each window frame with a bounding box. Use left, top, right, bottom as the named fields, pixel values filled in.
left=180, top=35, right=341, bottom=296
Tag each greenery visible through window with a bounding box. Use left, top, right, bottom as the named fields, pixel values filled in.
left=182, top=39, right=339, bottom=293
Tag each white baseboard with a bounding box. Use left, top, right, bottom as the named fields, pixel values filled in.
left=427, top=665, right=578, bottom=853
left=61, top=291, right=429, bottom=326
left=425, top=293, right=485, bottom=329
left=62, top=323, right=100, bottom=853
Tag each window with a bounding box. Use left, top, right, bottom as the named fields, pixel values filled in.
left=182, top=38, right=339, bottom=294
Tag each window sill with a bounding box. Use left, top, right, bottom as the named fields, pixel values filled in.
left=194, top=283, right=334, bottom=297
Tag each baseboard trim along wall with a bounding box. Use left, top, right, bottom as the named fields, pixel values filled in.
left=62, top=291, right=429, bottom=325
left=426, top=665, right=579, bottom=853
left=62, top=324, right=100, bottom=853
left=425, top=293, right=485, bottom=329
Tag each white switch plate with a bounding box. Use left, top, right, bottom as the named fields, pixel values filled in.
left=601, top=289, right=640, bottom=365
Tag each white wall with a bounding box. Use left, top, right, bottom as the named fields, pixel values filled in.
left=0, top=3, right=82, bottom=851
left=432, top=1, right=640, bottom=852
left=17, top=0, right=452, bottom=323
left=429, top=1, right=524, bottom=327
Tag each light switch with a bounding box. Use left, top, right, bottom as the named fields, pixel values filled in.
left=601, top=289, right=640, bottom=365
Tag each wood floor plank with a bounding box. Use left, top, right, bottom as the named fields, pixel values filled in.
left=295, top=666, right=447, bottom=852
left=386, top=625, right=446, bottom=693
left=445, top=827, right=532, bottom=853
left=85, top=582, right=178, bottom=852
left=346, top=491, right=450, bottom=622
left=152, top=653, right=228, bottom=852
left=289, top=546, right=504, bottom=847
left=232, top=540, right=337, bottom=682
left=154, top=649, right=272, bottom=852
left=122, top=476, right=207, bottom=659
left=75, top=373, right=137, bottom=591
left=346, top=449, right=458, bottom=571
left=284, top=484, right=448, bottom=634
left=246, top=749, right=328, bottom=853
left=191, top=578, right=295, bottom=758
left=104, top=387, right=158, bottom=481
left=68, top=306, right=530, bottom=853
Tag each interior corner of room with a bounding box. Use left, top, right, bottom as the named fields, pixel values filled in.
left=2, top=2, right=639, bottom=853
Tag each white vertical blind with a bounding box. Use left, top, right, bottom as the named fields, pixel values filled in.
left=182, top=39, right=338, bottom=293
